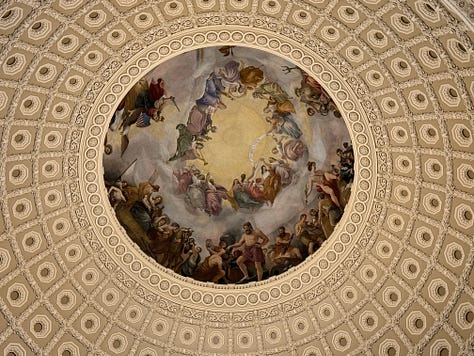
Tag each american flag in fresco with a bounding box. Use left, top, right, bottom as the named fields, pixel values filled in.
left=135, top=111, right=151, bottom=128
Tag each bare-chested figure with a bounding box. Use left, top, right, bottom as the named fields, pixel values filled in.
left=192, top=239, right=227, bottom=283
left=229, top=222, right=269, bottom=282
left=295, top=212, right=325, bottom=254
left=273, top=226, right=302, bottom=261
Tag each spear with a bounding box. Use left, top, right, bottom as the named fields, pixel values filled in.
left=114, top=158, right=137, bottom=182
left=281, top=233, right=295, bottom=255
left=170, top=96, right=180, bottom=112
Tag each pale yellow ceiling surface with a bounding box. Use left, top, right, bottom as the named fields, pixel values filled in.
left=0, top=0, right=473, bottom=355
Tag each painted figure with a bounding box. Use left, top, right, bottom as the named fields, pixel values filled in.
left=230, top=179, right=262, bottom=209
left=196, top=72, right=227, bottom=109
left=228, top=222, right=269, bottom=282
left=266, top=113, right=302, bottom=139
left=305, top=161, right=340, bottom=208
left=130, top=191, right=163, bottom=232
left=169, top=124, right=194, bottom=162
left=193, top=239, right=228, bottom=283
left=204, top=179, right=228, bottom=216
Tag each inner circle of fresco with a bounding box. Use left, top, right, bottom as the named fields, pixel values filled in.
left=102, top=45, right=354, bottom=285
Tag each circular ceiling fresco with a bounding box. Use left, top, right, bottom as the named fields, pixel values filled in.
left=103, top=46, right=353, bottom=284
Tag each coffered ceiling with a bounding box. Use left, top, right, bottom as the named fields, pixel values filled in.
left=0, top=0, right=473, bottom=355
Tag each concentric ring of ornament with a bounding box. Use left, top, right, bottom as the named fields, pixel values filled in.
left=79, top=28, right=375, bottom=309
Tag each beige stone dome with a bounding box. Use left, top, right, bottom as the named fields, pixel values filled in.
left=0, top=0, right=473, bottom=355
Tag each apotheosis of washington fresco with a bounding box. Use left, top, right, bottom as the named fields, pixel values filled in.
left=103, top=46, right=354, bottom=284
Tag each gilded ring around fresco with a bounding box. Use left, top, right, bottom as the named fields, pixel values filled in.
left=102, top=45, right=354, bottom=285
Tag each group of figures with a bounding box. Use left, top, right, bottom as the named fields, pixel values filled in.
left=172, top=134, right=306, bottom=216
left=106, top=141, right=354, bottom=283
left=167, top=57, right=316, bottom=215
left=167, top=59, right=265, bottom=164
left=172, top=167, right=228, bottom=216
left=105, top=76, right=179, bottom=156
left=103, top=46, right=353, bottom=284
left=288, top=65, right=342, bottom=118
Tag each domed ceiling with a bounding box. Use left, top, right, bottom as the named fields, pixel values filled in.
left=0, top=0, right=473, bottom=355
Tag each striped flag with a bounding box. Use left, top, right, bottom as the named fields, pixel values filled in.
left=135, top=111, right=151, bottom=128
